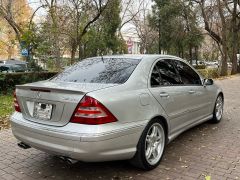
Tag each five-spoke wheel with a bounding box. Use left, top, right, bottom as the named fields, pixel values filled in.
left=212, top=94, right=224, bottom=123
left=145, top=123, right=165, bottom=166
left=130, top=119, right=166, bottom=170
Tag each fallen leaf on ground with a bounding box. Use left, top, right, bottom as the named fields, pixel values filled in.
left=205, top=175, right=211, bottom=180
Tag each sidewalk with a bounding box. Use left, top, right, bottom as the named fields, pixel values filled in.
left=0, top=76, right=240, bottom=180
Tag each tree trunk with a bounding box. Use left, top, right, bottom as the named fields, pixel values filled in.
left=231, top=0, right=238, bottom=75
left=158, top=15, right=161, bottom=54
left=70, top=40, right=77, bottom=65
left=195, top=46, right=198, bottom=66
left=220, top=42, right=228, bottom=76
left=7, top=45, right=13, bottom=60
left=217, top=0, right=228, bottom=76
left=178, top=50, right=181, bottom=57
left=181, top=48, right=184, bottom=58
left=231, top=31, right=238, bottom=75
left=53, top=34, right=61, bottom=70
left=47, top=1, right=61, bottom=70
left=189, top=45, right=193, bottom=65
left=78, top=43, right=83, bottom=60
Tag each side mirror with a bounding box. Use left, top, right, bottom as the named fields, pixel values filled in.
left=204, top=79, right=214, bottom=86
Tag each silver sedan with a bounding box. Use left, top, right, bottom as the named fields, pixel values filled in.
left=11, top=55, right=224, bottom=170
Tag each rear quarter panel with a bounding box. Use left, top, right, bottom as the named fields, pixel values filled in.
left=87, top=57, right=169, bottom=128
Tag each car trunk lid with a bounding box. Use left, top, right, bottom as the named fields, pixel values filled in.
left=16, top=80, right=117, bottom=126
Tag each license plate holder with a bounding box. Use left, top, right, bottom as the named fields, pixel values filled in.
left=33, top=102, right=53, bottom=120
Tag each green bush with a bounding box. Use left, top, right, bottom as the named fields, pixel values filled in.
left=0, top=72, right=58, bottom=93
left=197, top=68, right=220, bottom=79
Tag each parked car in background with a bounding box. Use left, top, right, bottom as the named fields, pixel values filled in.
left=191, top=60, right=206, bottom=68
left=205, top=61, right=219, bottom=69
left=0, top=64, right=26, bottom=73
left=0, top=65, right=9, bottom=72
left=11, top=55, right=224, bottom=170
left=0, top=59, right=28, bottom=73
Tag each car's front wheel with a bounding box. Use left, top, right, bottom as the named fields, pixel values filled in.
left=211, top=94, right=224, bottom=123
left=130, top=119, right=166, bottom=170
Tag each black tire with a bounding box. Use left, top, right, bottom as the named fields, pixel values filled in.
left=130, top=119, right=166, bottom=170
left=211, top=94, right=224, bottom=123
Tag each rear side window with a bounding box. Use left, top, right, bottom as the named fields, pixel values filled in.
left=151, top=65, right=161, bottom=87
left=174, top=60, right=202, bottom=85
left=151, top=60, right=181, bottom=87
left=52, top=57, right=141, bottom=84
left=150, top=60, right=181, bottom=87
left=158, top=60, right=181, bottom=85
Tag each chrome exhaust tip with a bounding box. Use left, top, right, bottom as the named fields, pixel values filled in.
left=66, top=157, right=78, bottom=165
left=59, top=156, right=78, bottom=165
left=17, top=142, right=31, bottom=149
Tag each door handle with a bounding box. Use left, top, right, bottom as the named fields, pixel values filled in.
left=188, top=90, right=196, bottom=94
left=160, top=92, right=169, bottom=97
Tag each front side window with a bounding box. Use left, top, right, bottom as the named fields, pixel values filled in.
left=150, top=60, right=181, bottom=87
left=51, top=57, right=141, bottom=84
left=174, top=60, right=202, bottom=85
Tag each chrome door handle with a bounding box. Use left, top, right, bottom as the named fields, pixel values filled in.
left=188, top=90, right=196, bottom=94
left=160, top=92, right=169, bottom=97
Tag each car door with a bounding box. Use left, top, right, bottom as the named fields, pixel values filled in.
left=173, top=59, right=214, bottom=124
left=148, top=59, right=196, bottom=134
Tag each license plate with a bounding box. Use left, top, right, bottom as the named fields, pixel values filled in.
left=33, top=102, right=53, bottom=120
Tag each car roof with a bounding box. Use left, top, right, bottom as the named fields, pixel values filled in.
left=99, top=54, right=180, bottom=60
left=0, top=64, right=21, bottom=67
left=3, top=59, right=27, bottom=64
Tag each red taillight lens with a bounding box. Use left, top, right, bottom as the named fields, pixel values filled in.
left=70, top=96, right=117, bottom=125
left=14, top=90, right=21, bottom=112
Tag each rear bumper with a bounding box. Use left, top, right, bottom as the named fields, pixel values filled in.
left=10, top=112, right=147, bottom=162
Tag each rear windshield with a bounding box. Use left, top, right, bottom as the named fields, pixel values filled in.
left=51, top=57, right=141, bottom=84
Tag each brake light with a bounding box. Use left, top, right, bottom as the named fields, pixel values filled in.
left=14, top=90, right=21, bottom=112
left=70, top=96, right=117, bottom=125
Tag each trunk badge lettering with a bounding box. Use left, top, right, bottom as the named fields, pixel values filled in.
left=35, top=92, right=41, bottom=99
left=62, top=97, right=78, bottom=102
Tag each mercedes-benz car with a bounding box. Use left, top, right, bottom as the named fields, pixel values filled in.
left=11, top=55, right=224, bottom=170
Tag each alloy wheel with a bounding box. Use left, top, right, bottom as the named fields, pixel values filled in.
left=145, top=123, right=165, bottom=165
left=215, top=96, right=223, bottom=121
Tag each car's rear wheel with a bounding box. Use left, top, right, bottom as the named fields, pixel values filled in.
left=130, top=119, right=166, bottom=170
left=211, top=94, right=224, bottom=123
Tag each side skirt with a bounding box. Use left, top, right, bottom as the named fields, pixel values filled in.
left=167, top=114, right=213, bottom=143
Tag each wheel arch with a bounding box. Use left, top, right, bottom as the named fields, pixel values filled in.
left=150, top=115, right=169, bottom=143
left=130, top=114, right=169, bottom=169
left=218, top=92, right=224, bottom=102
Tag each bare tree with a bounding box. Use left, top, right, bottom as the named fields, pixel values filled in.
left=118, top=0, right=146, bottom=43
left=0, top=0, right=34, bottom=61
left=40, top=0, right=62, bottom=69
left=194, top=0, right=228, bottom=76
left=0, top=0, right=27, bottom=42
left=130, top=0, right=157, bottom=54
left=58, top=0, right=110, bottom=64
left=119, top=0, right=144, bottom=30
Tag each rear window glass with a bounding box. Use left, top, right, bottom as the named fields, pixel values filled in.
left=51, top=57, right=141, bottom=84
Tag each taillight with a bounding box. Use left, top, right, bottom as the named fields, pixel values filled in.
left=70, top=96, right=117, bottom=125
left=14, top=90, right=21, bottom=112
